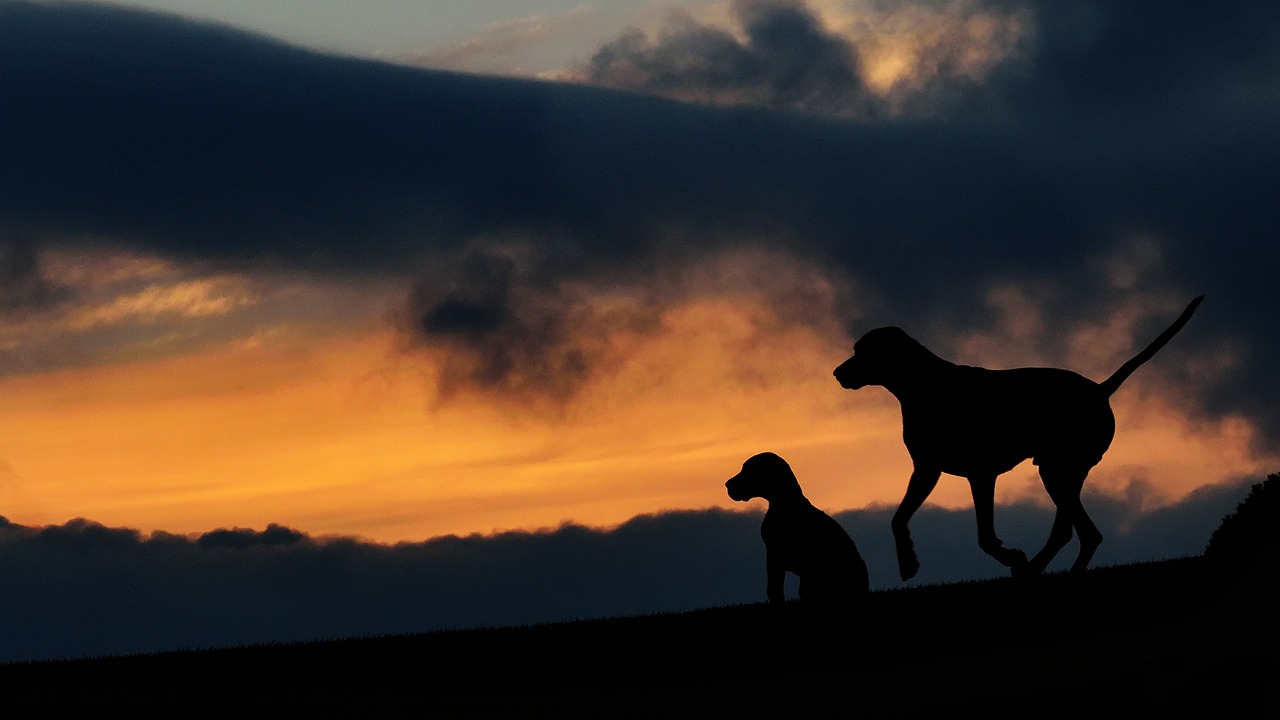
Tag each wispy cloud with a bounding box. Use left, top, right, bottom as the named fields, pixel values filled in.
left=67, top=277, right=255, bottom=329
left=404, top=5, right=602, bottom=77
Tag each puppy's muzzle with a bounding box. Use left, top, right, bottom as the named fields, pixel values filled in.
left=725, top=476, right=750, bottom=502
left=833, top=357, right=865, bottom=389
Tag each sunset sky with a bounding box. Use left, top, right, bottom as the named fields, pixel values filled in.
left=2, top=0, right=1278, bottom=661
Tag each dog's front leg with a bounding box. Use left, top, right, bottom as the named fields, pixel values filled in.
left=765, top=549, right=790, bottom=621
left=892, top=467, right=940, bottom=581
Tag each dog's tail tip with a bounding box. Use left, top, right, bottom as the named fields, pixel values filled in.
left=1179, top=294, right=1206, bottom=322
left=1100, top=294, right=1205, bottom=396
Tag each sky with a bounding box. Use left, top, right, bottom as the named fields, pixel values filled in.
left=1, top=0, right=1278, bottom=661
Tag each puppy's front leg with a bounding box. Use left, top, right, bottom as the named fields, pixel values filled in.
left=766, top=547, right=786, bottom=610
left=892, top=467, right=940, bottom=581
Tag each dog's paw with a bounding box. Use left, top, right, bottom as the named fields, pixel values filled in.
left=898, top=555, right=920, bottom=581
left=1009, top=553, right=1041, bottom=579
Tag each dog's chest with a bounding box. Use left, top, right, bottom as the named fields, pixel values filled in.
left=761, top=507, right=850, bottom=570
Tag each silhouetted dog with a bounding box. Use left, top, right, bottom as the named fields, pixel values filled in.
left=833, top=296, right=1204, bottom=581
left=726, top=452, right=869, bottom=618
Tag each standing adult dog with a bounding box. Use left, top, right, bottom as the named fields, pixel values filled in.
left=833, top=296, right=1204, bottom=580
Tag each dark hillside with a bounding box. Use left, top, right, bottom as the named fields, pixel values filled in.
left=2, top=555, right=1274, bottom=715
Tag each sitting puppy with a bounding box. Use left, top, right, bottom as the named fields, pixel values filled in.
left=726, top=452, right=869, bottom=619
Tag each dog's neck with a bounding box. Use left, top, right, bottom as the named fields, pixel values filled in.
left=880, top=354, right=955, bottom=402
left=764, top=488, right=810, bottom=510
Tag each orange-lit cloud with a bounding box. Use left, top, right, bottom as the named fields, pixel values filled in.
left=812, top=0, right=1027, bottom=95
left=66, top=277, right=254, bottom=328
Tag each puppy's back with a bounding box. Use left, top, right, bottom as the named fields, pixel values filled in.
left=765, top=503, right=868, bottom=596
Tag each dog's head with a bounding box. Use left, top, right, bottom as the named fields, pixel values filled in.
left=833, top=326, right=926, bottom=390
left=726, top=452, right=803, bottom=503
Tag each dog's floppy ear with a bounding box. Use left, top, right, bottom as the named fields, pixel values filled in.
left=857, top=327, right=922, bottom=358
left=835, top=327, right=902, bottom=389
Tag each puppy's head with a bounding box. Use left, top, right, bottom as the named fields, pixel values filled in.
left=726, top=452, right=802, bottom=503
left=833, top=326, right=924, bottom=389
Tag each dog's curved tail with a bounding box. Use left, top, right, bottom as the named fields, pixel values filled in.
left=1099, top=295, right=1205, bottom=397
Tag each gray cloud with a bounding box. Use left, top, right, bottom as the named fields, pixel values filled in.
left=0, top=474, right=1252, bottom=663
left=572, top=0, right=1032, bottom=119
left=2, top=1, right=1279, bottom=440
left=581, top=0, right=877, bottom=117
left=0, top=242, right=68, bottom=315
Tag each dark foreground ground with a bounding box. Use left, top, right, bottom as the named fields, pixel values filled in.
left=2, top=556, right=1275, bottom=716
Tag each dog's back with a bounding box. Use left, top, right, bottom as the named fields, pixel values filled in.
left=908, top=364, right=1116, bottom=476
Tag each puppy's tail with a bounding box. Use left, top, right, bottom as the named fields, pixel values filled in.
left=1099, top=295, right=1204, bottom=397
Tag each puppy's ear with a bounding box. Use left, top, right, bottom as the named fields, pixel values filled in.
left=749, top=451, right=786, bottom=467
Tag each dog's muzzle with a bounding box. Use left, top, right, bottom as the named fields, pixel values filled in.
left=725, top=477, right=749, bottom=502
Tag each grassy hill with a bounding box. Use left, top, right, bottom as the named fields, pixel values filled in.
left=2, top=554, right=1274, bottom=715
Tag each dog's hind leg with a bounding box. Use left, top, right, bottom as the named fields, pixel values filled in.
left=1020, top=508, right=1074, bottom=578
left=968, top=474, right=1029, bottom=573
left=1025, top=464, right=1103, bottom=576
left=1067, top=499, right=1103, bottom=574
left=892, top=467, right=940, bottom=580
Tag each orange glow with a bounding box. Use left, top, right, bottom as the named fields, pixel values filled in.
left=812, top=0, right=1028, bottom=99
left=0, top=265, right=1271, bottom=544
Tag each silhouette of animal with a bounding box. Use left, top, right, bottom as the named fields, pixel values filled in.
left=726, top=452, right=869, bottom=617
left=832, top=296, right=1204, bottom=581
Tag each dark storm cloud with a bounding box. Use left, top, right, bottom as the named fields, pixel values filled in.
left=2, top=2, right=1279, bottom=437
left=404, top=244, right=638, bottom=402
left=0, top=2, right=563, bottom=270
left=0, top=510, right=762, bottom=663
left=582, top=0, right=876, bottom=116
left=0, top=475, right=1251, bottom=663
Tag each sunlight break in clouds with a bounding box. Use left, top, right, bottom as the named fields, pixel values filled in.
left=811, top=0, right=1027, bottom=95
